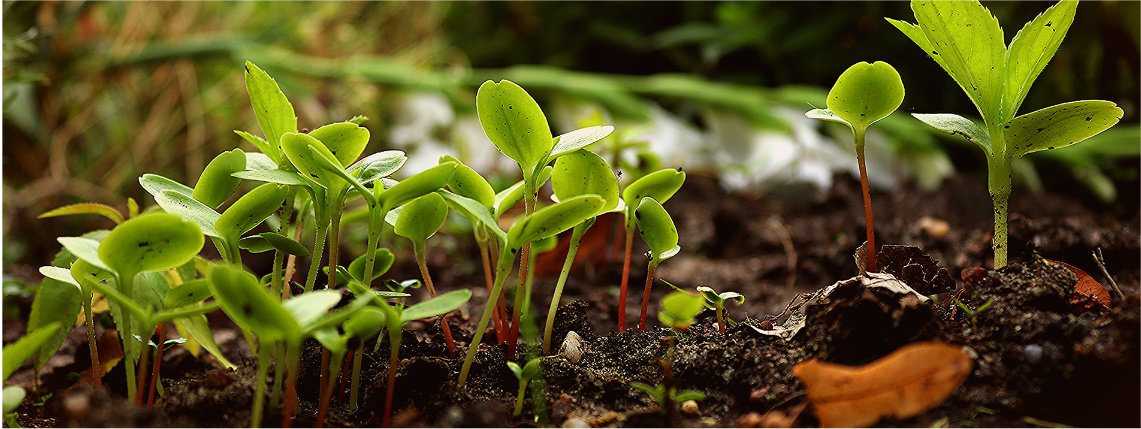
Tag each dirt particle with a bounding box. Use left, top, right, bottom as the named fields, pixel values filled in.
left=680, top=399, right=699, bottom=416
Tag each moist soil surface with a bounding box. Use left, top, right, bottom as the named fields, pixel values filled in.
left=7, top=173, right=1139, bottom=428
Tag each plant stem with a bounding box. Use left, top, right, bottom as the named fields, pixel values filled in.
left=304, top=215, right=331, bottom=292
left=120, top=274, right=138, bottom=403
left=459, top=247, right=517, bottom=386
left=316, top=347, right=331, bottom=427
left=716, top=303, right=725, bottom=334
left=349, top=345, right=364, bottom=410
left=316, top=349, right=345, bottom=429
left=638, top=259, right=660, bottom=331
left=327, top=199, right=345, bottom=290
left=251, top=341, right=271, bottom=428
left=271, top=189, right=297, bottom=298
left=618, top=220, right=635, bottom=332
left=854, top=132, right=876, bottom=274
left=989, top=161, right=1012, bottom=269
left=146, top=323, right=166, bottom=406
left=415, top=243, right=456, bottom=357
left=84, top=289, right=101, bottom=389
left=135, top=337, right=150, bottom=406
left=478, top=237, right=506, bottom=344
left=281, top=340, right=301, bottom=428
left=337, top=350, right=351, bottom=406
left=382, top=325, right=402, bottom=427
left=513, top=379, right=528, bottom=416
left=543, top=223, right=587, bottom=355
left=508, top=247, right=529, bottom=358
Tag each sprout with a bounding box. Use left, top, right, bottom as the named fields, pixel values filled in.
left=697, top=286, right=745, bottom=334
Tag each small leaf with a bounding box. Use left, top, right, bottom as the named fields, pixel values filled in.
left=98, top=213, right=204, bottom=278
left=237, top=235, right=273, bottom=253
left=281, top=132, right=343, bottom=191
left=552, top=149, right=619, bottom=214
left=622, top=168, right=686, bottom=211
left=140, top=174, right=194, bottom=199
left=349, top=150, right=407, bottom=183
left=378, top=162, right=457, bottom=211
left=793, top=341, right=973, bottom=428
left=309, top=122, right=370, bottom=168
left=438, top=191, right=508, bottom=244
left=29, top=268, right=82, bottom=369
left=38, top=203, right=124, bottom=225
left=244, top=61, right=297, bottom=156
left=343, top=307, right=386, bottom=339
left=476, top=80, right=553, bottom=176
left=154, top=189, right=223, bottom=239
left=313, top=327, right=348, bottom=354
left=283, top=290, right=342, bottom=330
left=1005, top=100, right=1123, bottom=158
left=349, top=248, right=394, bottom=282
left=441, top=155, right=495, bottom=208
left=206, top=264, right=297, bottom=342
left=804, top=108, right=849, bottom=127
left=215, top=183, right=288, bottom=239
left=401, top=289, right=472, bottom=322
left=825, top=61, right=904, bottom=132
left=178, top=314, right=237, bottom=369
left=548, top=125, right=615, bottom=162
left=908, top=1, right=1006, bottom=123
left=164, top=278, right=212, bottom=308
left=658, top=290, right=704, bottom=330
left=394, top=193, right=449, bottom=244
left=235, top=131, right=275, bottom=162
left=261, top=232, right=310, bottom=257
left=1004, top=0, right=1077, bottom=118
left=232, top=169, right=310, bottom=187
left=635, top=197, right=679, bottom=261
left=507, top=195, right=605, bottom=248
left=193, top=149, right=247, bottom=209
left=3, top=322, right=63, bottom=379
left=57, top=237, right=109, bottom=272
left=912, top=113, right=992, bottom=156
left=244, top=152, right=277, bottom=171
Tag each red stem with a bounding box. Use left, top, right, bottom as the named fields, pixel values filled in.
left=337, top=350, right=352, bottom=406
left=382, top=340, right=399, bottom=427
left=856, top=147, right=876, bottom=274
left=618, top=227, right=634, bottom=332
left=507, top=243, right=530, bottom=358
left=316, top=348, right=331, bottom=428
left=638, top=262, right=657, bottom=331
left=146, top=323, right=166, bottom=406
left=417, top=252, right=456, bottom=357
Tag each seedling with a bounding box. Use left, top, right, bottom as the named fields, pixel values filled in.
left=507, top=358, right=543, bottom=416
left=393, top=192, right=458, bottom=357
left=312, top=307, right=385, bottom=428
left=887, top=0, right=1123, bottom=268
left=629, top=382, right=706, bottom=414
left=697, top=286, right=744, bottom=334
left=806, top=61, right=905, bottom=274
left=542, top=149, right=621, bottom=354
left=3, top=322, right=62, bottom=426
left=618, top=168, right=686, bottom=332
left=658, top=290, right=706, bottom=333
left=635, top=197, right=682, bottom=331
left=954, top=297, right=995, bottom=327
left=639, top=290, right=706, bottom=426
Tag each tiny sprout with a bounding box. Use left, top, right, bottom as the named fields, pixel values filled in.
left=507, top=358, right=543, bottom=416
left=806, top=61, right=904, bottom=275
left=696, top=286, right=744, bottom=334
left=657, top=290, right=705, bottom=332
left=635, top=197, right=681, bottom=331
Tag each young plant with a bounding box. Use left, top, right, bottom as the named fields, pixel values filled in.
left=3, top=322, right=63, bottom=426
left=507, top=358, right=543, bottom=417
left=543, top=149, right=620, bottom=354
left=617, top=168, right=686, bottom=332
left=806, top=61, right=904, bottom=274
left=635, top=197, right=682, bottom=332
left=393, top=192, right=458, bottom=357
left=638, top=290, right=706, bottom=426
left=311, top=307, right=385, bottom=428
left=887, top=0, right=1123, bottom=268
left=696, top=286, right=744, bottom=334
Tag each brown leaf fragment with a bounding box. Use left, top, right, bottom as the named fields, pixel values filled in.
left=1051, top=260, right=1111, bottom=311
left=792, top=341, right=973, bottom=428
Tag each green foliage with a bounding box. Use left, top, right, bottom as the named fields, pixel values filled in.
left=3, top=322, right=63, bottom=380
left=476, top=80, right=554, bottom=179
left=658, top=290, right=705, bottom=331
left=98, top=213, right=204, bottom=280
left=634, top=197, right=680, bottom=262
left=193, top=149, right=247, bottom=209
left=507, top=358, right=543, bottom=416
left=551, top=149, right=620, bottom=213
left=631, top=382, right=706, bottom=407
left=394, top=193, right=449, bottom=244
left=806, top=61, right=904, bottom=134
left=244, top=61, right=297, bottom=162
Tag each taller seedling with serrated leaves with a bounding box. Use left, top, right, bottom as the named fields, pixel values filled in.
left=806, top=61, right=904, bottom=275
left=887, top=0, right=1123, bottom=268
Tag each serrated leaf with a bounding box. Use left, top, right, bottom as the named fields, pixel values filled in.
left=910, top=1, right=1006, bottom=122
left=1005, top=1, right=1077, bottom=118
left=244, top=61, right=296, bottom=155
left=441, top=155, right=495, bottom=208
left=552, top=149, right=619, bottom=214
left=215, top=183, right=287, bottom=239
left=912, top=113, right=993, bottom=156
left=507, top=195, right=604, bottom=248
left=394, top=193, right=449, bottom=244
left=401, top=289, right=472, bottom=322
left=476, top=80, right=553, bottom=176
left=193, top=149, right=246, bottom=209
left=548, top=125, right=615, bottom=162
left=309, top=122, right=370, bottom=168
left=1006, top=100, right=1123, bottom=158
left=38, top=203, right=124, bottom=225
left=825, top=61, right=904, bottom=132
left=28, top=272, right=81, bottom=369
left=207, top=264, right=296, bottom=342
left=99, top=213, right=204, bottom=279
left=634, top=197, right=679, bottom=261
left=140, top=174, right=194, bottom=199
left=154, top=189, right=222, bottom=239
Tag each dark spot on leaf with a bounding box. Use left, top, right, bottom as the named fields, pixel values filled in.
left=931, top=50, right=938, bottom=55
left=1004, top=125, right=1010, bottom=129
left=1045, top=21, right=1052, bottom=27
left=138, top=242, right=149, bottom=247
left=1085, top=117, right=1092, bottom=121
left=1036, top=128, right=1044, bottom=132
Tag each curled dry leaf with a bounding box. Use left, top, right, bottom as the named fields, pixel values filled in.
left=793, top=341, right=973, bottom=428
left=1050, top=260, right=1111, bottom=311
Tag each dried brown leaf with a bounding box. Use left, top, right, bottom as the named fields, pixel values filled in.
left=1051, top=260, right=1110, bottom=311
left=793, top=341, right=973, bottom=428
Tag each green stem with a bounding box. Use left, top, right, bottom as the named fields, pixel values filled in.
left=618, top=217, right=635, bottom=332
left=271, top=189, right=298, bottom=297
left=854, top=131, right=876, bottom=274
left=327, top=199, right=345, bottom=290
left=349, top=345, right=364, bottom=411
left=281, top=339, right=301, bottom=428
left=119, top=273, right=139, bottom=403
left=459, top=245, right=517, bottom=386
left=361, top=205, right=389, bottom=288
left=477, top=235, right=506, bottom=344
left=513, top=379, right=528, bottom=416
left=543, top=222, right=587, bottom=355
left=316, top=349, right=345, bottom=428
left=638, top=259, right=660, bottom=331
left=304, top=214, right=331, bottom=293
left=990, top=162, right=1012, bottom=269
left=382, top=324, right=402, bottom=428
left=270, top=342, right=285, bottom=409
left=83, top=288, right=101, bottom=389
left=251, top=341, right=272, bottom=428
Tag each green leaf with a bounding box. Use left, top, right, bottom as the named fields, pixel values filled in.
left=507, top=195, right=605, bottom=248
left=394, top=193, right=449, bottom=244
left=622, top=168, right=686, bottom=211
left=401, top=289, right=472, bottom=322
left=57, top=237, right=109, bottom=272
left=244, top=61, right=297, bottom=157
left=4, top=385, right=25, bottom=415
left=235, top=130, right=275, bottom=162
left=165, top=279, right=212, bottom=308
left=98, top=213, right=204, bottom=278
left=282, top=290, right=342, bottom=330
left=309, top=122, right=370, bottom=168
left=438, top=191, right=508, bottom=244
left=909, top=1, right=1006, bottom=122
left=206, top=264, right=297, bottom=342
left=343, top=307, right=386, bottom=339
left=1004, top=1, right=1077, bottom=119
left=237, top=235, right=273, bottom=253
left=552, top=149, right=619, bottom=213
left=193, top=149, right=247, bottom=209
left=634, top=197, right=679, bottom=261
left=493, top=166, right=552, bottom=217
left=378, top=162, right=457, bottom=211
left=912, top=113, right=993, bottom=156
left=37, top=203, right=124, bottom=225
left=674, top=390, right=706, bottom=402
left=1005, top=100, right=1124, bottom=158
left=349, top=150, right=407, bottom=183
left=804, top=108, right=848, bottom=126
left=37, top=266, right=79, bottom=289
left=824, top=61, right=905, bottom=132
left=441, top=155, right=495, bottom=208
left=29, top=268, right=81, bottom=370
left=476, top=80, right=553, bottom=176
left=281, top=132, right=343, bottom=192
left=312, top=327, right=348, bottom=354
left=231, top=169, right=310, bottom=187
left=140, top=174, right=194, bottom=199
left=178, top=314, right=237, bottom=369
left=154, top=189, right=223, bottom=239
left=349, top=248, right=394, bottom=282
left=547, top=125, right=615, bottom=163
left=507, top=361, right=523, bottom=380
left=261, top=232, right=310, bottom=257
left=3, top=322, right=63, bottom=380
left=215, top=183, right=287, bottom=240
left=244, top=152, right=277, bottom=171
left=658, top=290, right=704, bottom=330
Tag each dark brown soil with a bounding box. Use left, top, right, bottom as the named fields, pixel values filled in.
left=8, top=172, right=1139, bottom=428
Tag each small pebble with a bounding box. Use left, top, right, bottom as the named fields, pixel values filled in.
left=680, top=399, right=699, bottom=416
left=1024, top=344, right=1044, bottom=364
left=749, top=387, right=769, bottom=402
left=757, top=320, right=774, bottom=330
left=917, top=216, right=951, bottom=240
left=562, top=417, right=591, bottom=428
left=559, top=331, right=584, bottom=363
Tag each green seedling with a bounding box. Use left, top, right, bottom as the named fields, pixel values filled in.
left=347, top=281, right=471, bottom=428
left=638, top=290, right=705, bottom=426
left=658, top=290, right=705, bottom=332
left=543, top=149, right=620, bottom=355
left=887, top=0, right=1123, bottom=268
left=312, top=307, right=385, bottom=428
left=696, top=286, right=744, bottom=334
left=3, top=322, right=62, bottom=426
left=476, top=79, right=613, bottom=351
left=806, top=61, right=904, bottom=274
left=635, top=197, right=682, bottom=332
left=507, top=358, right=543, bottom=416
left=954, top=297, right=995, bottom=327
left=629, top=382, right=706, bottom=413
left=459, top=194, right=605, bottom=386
left=393, top=192, right=459, bottom=357
left=618, top=168, right=686, bottom=332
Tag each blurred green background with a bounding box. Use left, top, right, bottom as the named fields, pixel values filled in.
left=4, top=1, right=1139, bottom=273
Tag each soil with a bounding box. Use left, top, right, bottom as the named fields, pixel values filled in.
left=6, top=172, right=1139, bottom=428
